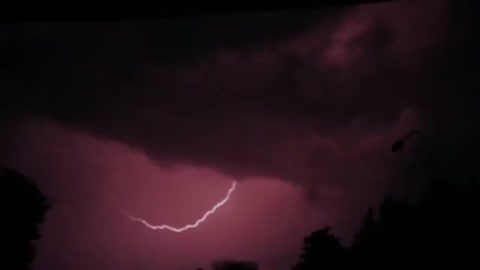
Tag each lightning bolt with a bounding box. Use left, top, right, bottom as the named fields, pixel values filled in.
left=124, top=181, right=237, bottom=233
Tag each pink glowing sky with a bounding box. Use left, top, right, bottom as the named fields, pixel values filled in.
left=2, top=115, right=414, bottom=270
left=0, top=0, right=479, bottom=270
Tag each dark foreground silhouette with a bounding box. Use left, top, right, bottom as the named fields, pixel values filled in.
left=293, top=179, right=480, bottom=268
left=201, top=174, right=480, bottom=270
left=2, top=167, right=478, bottom=269
left=0, top=168, right=50, bottom=270
left=212, top=260, right=259, bottom=270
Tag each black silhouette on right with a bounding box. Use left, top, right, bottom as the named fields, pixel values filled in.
left=293, top=184, right=480, bottom=268
left=293, top=131, right=480, bottom=268
left=0, top=168, right=51, bottom=270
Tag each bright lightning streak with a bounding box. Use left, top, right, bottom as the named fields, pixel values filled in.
left=125, top=181, right=237, bottom=233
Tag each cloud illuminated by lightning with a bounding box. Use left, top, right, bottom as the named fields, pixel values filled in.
left=125, top=181, right=237, bottom=233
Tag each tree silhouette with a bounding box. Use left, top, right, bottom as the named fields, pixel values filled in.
left=351, top=197, right=422, bottom=265
left=351, top=208, right=376, bottom=264
left=293, top=177, right=480, bottom=268
left=0, top=168, right=51, bottom=270
left=293, top=226, right=348, bottom=269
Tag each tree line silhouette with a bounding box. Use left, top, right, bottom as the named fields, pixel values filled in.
left=293, top=178, right=480, bottom=268
left=214, top=178, right=480, bottom=269
left=2, top=165, right=480, bottom=270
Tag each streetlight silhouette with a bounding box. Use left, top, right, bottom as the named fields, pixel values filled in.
left=391, top=129, right=440, bottom=180
left=391, top=129, right=429, bottom=153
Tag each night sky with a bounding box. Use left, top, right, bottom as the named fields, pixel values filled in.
left=1, top=1, right=480, bottom=270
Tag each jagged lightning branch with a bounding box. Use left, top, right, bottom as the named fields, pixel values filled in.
left=124, top=181, right=237, bottom=233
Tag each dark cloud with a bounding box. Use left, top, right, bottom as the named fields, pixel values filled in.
left=2, top=0, right=478, bottom=188
left=1, top=0, right=478, bottom=191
